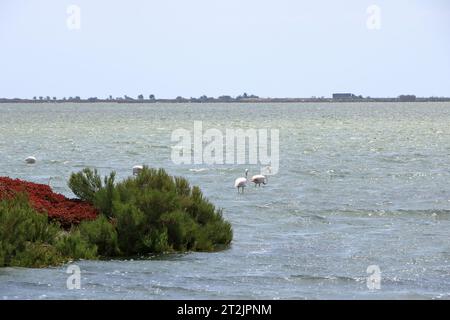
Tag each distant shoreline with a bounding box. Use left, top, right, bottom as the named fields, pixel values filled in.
left=1, top=96, right=450, bottom=104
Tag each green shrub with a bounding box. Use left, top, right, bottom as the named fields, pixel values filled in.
left=68, top=168, right=103, bottom=203
left=68, top=166, right=233, bottom=256
left=111, top=201, right=146, bottom=255
left=141, top=227, right=170, bottom=254
left=160, top=210, right=198, bottom=251
left=0, top=166, right=233, bottom=268
left=78, top=215, right=119, bottom=257
left=0, top=195, right=63, bottom=267
left=92, top=172, right=117, bottom=218
left=55, top=230, right=97, bottom=260
left=9, top=242, right=64, bottom=268
left=0, top=195, right=98, bottom=267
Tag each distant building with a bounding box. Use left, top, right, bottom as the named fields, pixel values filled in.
left=333, top=93, right=357, bottom=100
left=398, top=95, right=416, bottom=102
left=218, top=95, right=233, bottom=102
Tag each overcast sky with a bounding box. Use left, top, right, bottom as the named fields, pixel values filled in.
left=1, top=0, right=449, bottom=99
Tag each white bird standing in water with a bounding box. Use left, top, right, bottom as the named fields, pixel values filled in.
left=251, top=166, right=271, bottom=187
left=251, top=174, right=267, bottom=187
left=234, top=169, right=248, bottom=193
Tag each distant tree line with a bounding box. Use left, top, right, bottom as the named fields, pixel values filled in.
left=2, top=93, right=450, bottom=104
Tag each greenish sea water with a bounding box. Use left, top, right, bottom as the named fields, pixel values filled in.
left=1, top=102, right=450, bottom=299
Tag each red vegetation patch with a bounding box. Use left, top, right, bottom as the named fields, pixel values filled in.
left=0, top=177, right=98, bottom=228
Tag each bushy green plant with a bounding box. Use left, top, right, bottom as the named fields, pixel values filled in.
left=9, top=242, right=63, bottom=268
left=0, top=166, right=233, bottom=268
left=68, top=166, right=233, bottom=255
left=160, top=210, right=197, bottom=250
left=92, top=172, right=117, bottom=218
left=112, top=201, right=147, bottom=255
left=68, top=168, right=103, bottom=203
left=55, top=230, right=97, bottom=260
left=0, top=194, right=65, bottom=267
left=78, top=215, right=119, bottom=257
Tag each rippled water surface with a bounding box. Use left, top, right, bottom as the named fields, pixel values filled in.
left=1, top=102, right=450, bottom=299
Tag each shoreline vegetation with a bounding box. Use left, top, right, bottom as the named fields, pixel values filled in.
left=0, top=167, right=233, bottom=268
left=1, top=94, right=450, bottom=104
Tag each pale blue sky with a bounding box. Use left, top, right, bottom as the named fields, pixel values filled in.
left=1, top=0, right=449, bottom=99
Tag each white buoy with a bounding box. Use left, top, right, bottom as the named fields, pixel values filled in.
left=25, top=156, right=36, bottom=164
left=133, top=165, right=143, bottom=175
